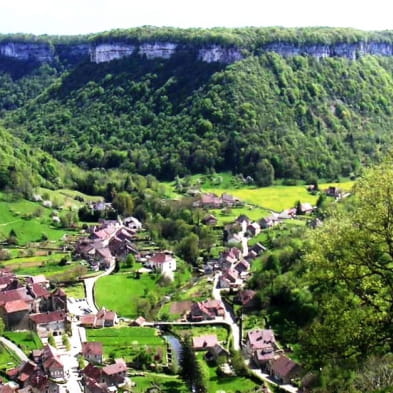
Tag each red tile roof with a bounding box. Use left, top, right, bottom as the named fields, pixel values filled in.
left=28, top=275, right=48, bottom=284
left=83, top=364, right=102, bottom=380
left=150, top=253, right=173, bottom=264
left=29, top=311, right=66, bottom=324
left=0, top=288, right=32, bottom=305
left=102, top=359, right=127, bottom=375
left=82, top=342, right=103, bottom=357
left=192, top=335, right=218, bottom=350
left=247, top=329, right=276, bottom=351
left=2, top=299, right=29, bottom=313
left=30, top=283, right=50, bottom=298
left=43, top=356, right=63, bottom=371
left=270, top=355, right=300, bottom=378
left=80, top=314, right=96, bottom=326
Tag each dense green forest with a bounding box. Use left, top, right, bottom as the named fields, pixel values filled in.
left=0, top=125, right=63, bottom=192
left=3, top=52, right=393, bottom=181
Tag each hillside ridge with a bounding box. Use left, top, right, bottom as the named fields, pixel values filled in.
left=3, top=27, right=393, bottom=64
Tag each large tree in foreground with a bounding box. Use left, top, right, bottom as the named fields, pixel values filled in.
left=301, top=158, right=393, bottom=374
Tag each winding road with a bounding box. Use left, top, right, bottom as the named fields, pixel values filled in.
left=84, top=262, right=116, bottom=313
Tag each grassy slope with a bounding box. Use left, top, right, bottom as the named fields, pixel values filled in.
left=0, top=196, right=67, bottom=244
left=3, top=331, right=42, bottom=354
left=0, top=343, right=20, bottom=371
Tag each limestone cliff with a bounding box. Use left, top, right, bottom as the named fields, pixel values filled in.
left=3, top=34, right=393, bottom=65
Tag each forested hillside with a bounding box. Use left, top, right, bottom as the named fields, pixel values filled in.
left=4, top=52, right=393, bottom=181
left=2, top=27, right=393, bottom=182
left=0, top=125, right=63, bottom=192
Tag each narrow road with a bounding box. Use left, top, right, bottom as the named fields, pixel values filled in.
left=211, top=273, right=240, bottom=350
left=0, top=336, right=28, bottom=361
left=84, top=262, right=116, bottom=313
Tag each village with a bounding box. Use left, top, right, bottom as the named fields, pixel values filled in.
left=0, top=184, right=348, bottom=393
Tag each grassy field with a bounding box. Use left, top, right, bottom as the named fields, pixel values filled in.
left=3, top=331, right=42, bottom=355
left=204, top=182, right=354, bottom=212
left=0, top=342, right=20, bottom=371
left=96, top=273, right=166, bottom=318
left=209, top=206, right=269, bottom=225
left=96, top=262, right=192, bottom=319
left=87, top=327, right=167, bottom=363
left=132, top=373, right=188, bottom=393
left=196, top=353, right=259, bottom=393
left=1, top=253, right=86, bottom=280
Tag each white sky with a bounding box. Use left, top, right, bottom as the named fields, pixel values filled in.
left=1, top=0, right=393, bottom=35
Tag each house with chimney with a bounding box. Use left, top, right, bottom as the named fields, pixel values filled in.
left=245, top=329, right=278, bottom=368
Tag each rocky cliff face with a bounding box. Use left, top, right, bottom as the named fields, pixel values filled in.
left=262, top=41, right=393, bottom=59
left=0, top=42, right=53, bottom=62
left=90, top=41, right=240, bottom=64
left=197, top=45, right=244, bottom=63
left=3, top=39, right=393, bottom=65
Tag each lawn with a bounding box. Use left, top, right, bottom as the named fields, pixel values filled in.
left=62, top=282, right=85, bottom=299
left=3, top=331, right=42, bottom=354
left=132, top=373, right=188, bottom=393
left=86, top=327, right=167, bottom=363
left=0, top=194, right=70, bottom=245
left=196, top=353, right=259, bottom=393
left=96, top=261, right=192, bottom=319
left=203, top=182, right=354, bottom=212
left=95, top=273, right=165, bottom=318
left=209, top=205, right=269, bottom=225
left=170, top=325, right=230, bottom=345
left=0, top=343, right=20, bottom=371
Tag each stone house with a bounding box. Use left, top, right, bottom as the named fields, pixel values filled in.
left=82, top=342, right=103, bottom=364
left=29, top=310, right=67, bottom=337
left=0, top=300, right=30, bottom=330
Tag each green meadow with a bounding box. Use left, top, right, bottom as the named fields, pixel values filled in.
left=96, top=261, right=192, bottom=319
left=204, top=182, right=353, bottom=212
left=87, top=327, right=167, bottom=362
